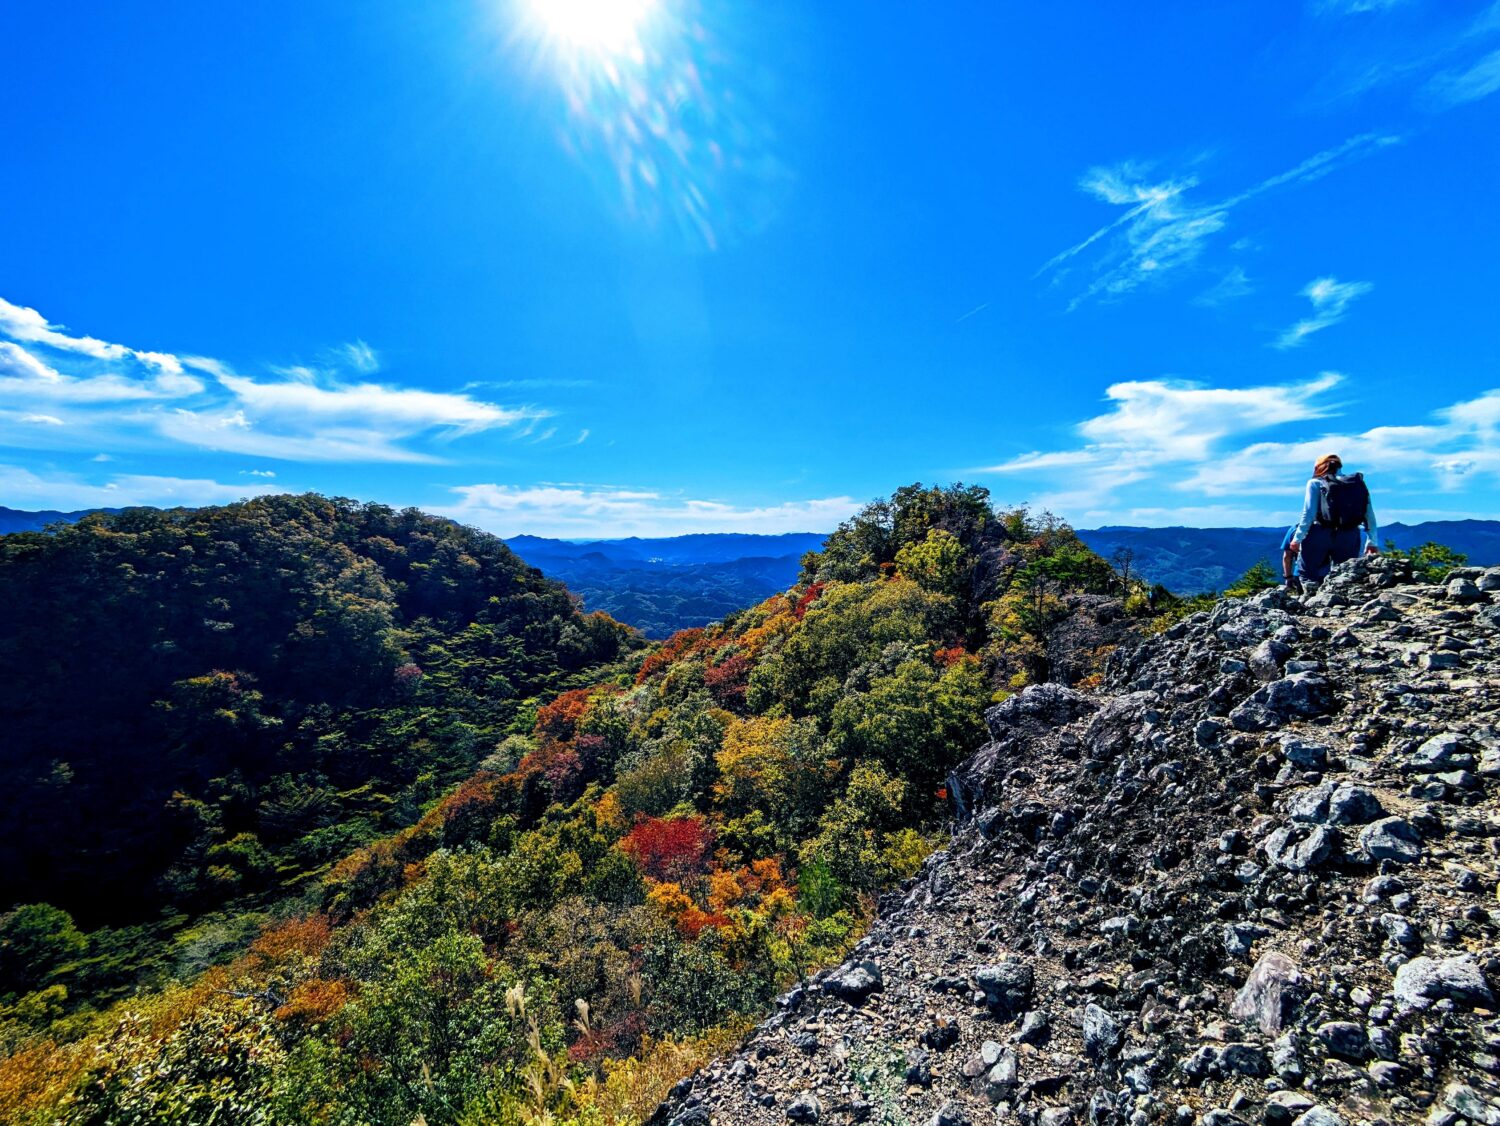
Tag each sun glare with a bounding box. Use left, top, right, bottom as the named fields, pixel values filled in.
left=524, top=0, right=658, bottom=54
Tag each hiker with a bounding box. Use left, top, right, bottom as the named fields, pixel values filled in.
left=1287, top=453, right=1378, bottom=587
left=1280, top=522, right=1303, bottom=595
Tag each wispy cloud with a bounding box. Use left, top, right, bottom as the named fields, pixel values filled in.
left=1194, top=266, right=1254, bottom=307
left=336, top=340, right=380, bottom=373
left=1273, top=276, right=1374, bottom=348
left=1424, top=46, right=1500, bottom=106
left=1318, top=1, right=1500, bottom=107
left=0, top=296, right=556, bottom=465
left=1312, top=0, right=1408, bottom=15
left=0, top=464, right=282, bottom=510
left=440, top=485, right=858, bottom=538
left=974, top=373, right=1500, bottom=526
left=1040, top=135, right=1399, bottom=309
left=464, top=378, right=599, bottom=391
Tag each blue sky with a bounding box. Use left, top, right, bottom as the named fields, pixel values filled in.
left=2, top=0, right=1498, bottom=536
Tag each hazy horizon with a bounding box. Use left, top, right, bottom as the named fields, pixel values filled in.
left=4, top=1, right=1498, bottom=536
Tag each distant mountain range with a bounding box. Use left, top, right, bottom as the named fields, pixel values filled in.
left=0, top=505, right=130, bottom=534
left=504, top=533, right=827, bottom=638
left=7, top=505, right=1497, bottom=636
left=1074, top=520, right=1500, bottom=595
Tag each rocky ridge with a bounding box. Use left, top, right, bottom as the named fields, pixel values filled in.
left=652, top=556, right=1500, bottom=1126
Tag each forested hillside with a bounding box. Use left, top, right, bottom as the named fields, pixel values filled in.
left=505, top=533, right=828, bottom=638
left=0, top=484, right=1155, bottom=1125
left=0, top=496, right=640, bottom=996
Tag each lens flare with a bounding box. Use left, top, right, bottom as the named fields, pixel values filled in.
left=511, top=0, right=788, bottom=251
left=524, top=0, right=658, bottom=54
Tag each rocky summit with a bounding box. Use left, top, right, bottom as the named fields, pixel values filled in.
left=651, top=556, right=1500, bottom=1126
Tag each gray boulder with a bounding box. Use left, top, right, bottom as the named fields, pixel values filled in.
left=984, top=683, right=1097, bottom=740
left=1444, top=1084, right=1500, bottom=1126
left=1291, top=1109, right=1344, bottom=1126
left=787, top=1092, right=822, bottom=1123
left=1326, top=783, right=1384, bottom=825
left=1279, top=736, right=1329, bottom=769
left=1260, top=672, right=1335, bottom=718
left=1393, top=955, right=1496, bottom=1009
left=823, top=960, right=883, bottom=1003
left=1230, top=951, right=1304, bottom=1034
left=974, top=961, right=1034, bottom=1016
left=1250, top=638, right=1292, bottom=681
left=1313, top=1021, right=1367, bottom=1060
left=1405, top=731, right=1475, bottom=773
left=1082, top=1003, right=1120, bottom=1060
left=1447, top=577, right=1484, bottom=603
left=1263, top=823, right=1339, bottom=871
left=1359, top=817, right=1422, bottom=863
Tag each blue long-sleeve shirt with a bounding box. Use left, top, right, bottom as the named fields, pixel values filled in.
left=1293, top=477, right=1378, bottom=544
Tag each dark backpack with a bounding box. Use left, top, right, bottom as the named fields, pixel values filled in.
left=1318, top=473, right=1369, bottom=532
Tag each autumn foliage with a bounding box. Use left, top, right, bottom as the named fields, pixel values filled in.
left=619, top=816, right=714, bottom=883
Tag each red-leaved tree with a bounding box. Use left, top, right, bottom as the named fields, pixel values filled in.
left=619, top=816, right=714, bottom=883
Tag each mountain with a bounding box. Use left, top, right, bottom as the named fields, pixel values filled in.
left=0, top=504, right=129, bottom=534
left=10, top=492, right=1498, bottom=1124
left=14, top=509, right=1497, bottom=634
left=0, top=495, right=641, bottom=938
left=506, top=532, right=829, bottom=566
left=0, top=511, right=823, bottom=639
left=1077, top=519, right=1500, bottom=594
left=504, top=532, right=828, bottom=638
left=0, top=484, right=1145, bottom=1125
left=656, top=554, right=1500, bottom=1126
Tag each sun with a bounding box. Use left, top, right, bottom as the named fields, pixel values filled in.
left=523, top=0, right=659, bottom=55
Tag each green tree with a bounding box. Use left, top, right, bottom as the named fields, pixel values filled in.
left=895, top=528, right=973, bottom=602
left=0, top=904, right=85, bottom=998
left=1384, top=540, right=1468, bottom=583
left=1225, top=560, right=1279, bottom=598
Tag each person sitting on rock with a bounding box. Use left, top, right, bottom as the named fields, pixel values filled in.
left=1287, top=452, right=1379, bottom=587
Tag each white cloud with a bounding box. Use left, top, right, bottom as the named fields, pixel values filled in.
left=982, top=373, right=1342, bottom=473
left=439, top=484, right=859, bottom=538
left=0, top=298, right=184, bottom=373
left=241, top=469, right=277, bottom=478
left=976, top=374, right=1500, bottom=528
left=0, top=296, right=556, bottom=464
left=21, top=414, right=65, bottom=426
left=1041, top=135, right=1399, bottom=309
left=0, top=340, right=205, bottom=403
left=1273, top=276, right=1374, bottom=348
left=213, top=370, right=543, bottom=439
left=0, top=464, right=281, bottom=510
left=154, top=407, right=442, bottom=463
